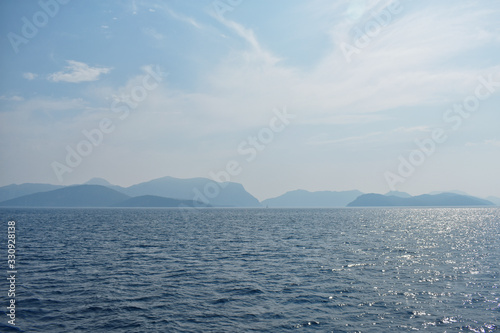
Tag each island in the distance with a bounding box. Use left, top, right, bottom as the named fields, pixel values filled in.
left=347, top=193, right=494, bottom=207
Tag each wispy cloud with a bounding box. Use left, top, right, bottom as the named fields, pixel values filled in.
left=210, top=10, right=280, bottom=66
left=164, top=6, right=201, bottom=29
left=14, top=97, right=86, bottom=114
left=144, top=2, right=202, bottom=29
left=466, top=139, right=500, bottom=148
left=142, top=27, right=164, bottom=40
left=23, top=72, right=38, bottom=80
left=307, top=131, right=384, bottom=146
left=131, top=0, right=137, bottom=15
left=0, top=95, right=24, bottom=102
left=393, top=126, right=431, bottom=133
left=306, top=125, right=432, bottom=147
left=48, top=60, right=112, bottom=83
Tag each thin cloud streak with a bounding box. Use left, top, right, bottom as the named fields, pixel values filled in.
left=48, top=60, right=112, bottom=83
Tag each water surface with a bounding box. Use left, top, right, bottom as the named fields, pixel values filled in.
left=0, top=208, right=498, bottom=332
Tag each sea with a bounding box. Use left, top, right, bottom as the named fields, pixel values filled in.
left=0, top=208, right=499, bottom=332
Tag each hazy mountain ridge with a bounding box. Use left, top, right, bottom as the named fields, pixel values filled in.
left=0, top=177, right=261, bottom=208
left=0, top=183, right=65, bottom=202
left=0, top=177, right=497, bottom=208
left=0, top=185, right=130, bottom=207
left=262, top=189, right=363, bottom=207
left=122, top=176, right=261, bottom=207
left=347, top=193, right=494, bottom=207
left=384, top=191, right=412, bottom=198
left=0, top=186, right=212, bottom=208
left=112, top=195, right=210, bottom=208
left=486, top=196, right=500, bottom=206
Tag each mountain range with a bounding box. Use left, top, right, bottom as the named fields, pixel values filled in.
left=0, top=177, right=260, bottom=208
left=0, top=177, right=498, bottom=208
left=0, top=185, right=210, bottom=208
left=348, top=193, right=494, bottom=207
left=0, top=185, right=130, bottom=207
left=0, top=183, right=64, bottom=202
left=121, top=176, right=260, bottom=207
left=261, top=189, right=363, bottom=207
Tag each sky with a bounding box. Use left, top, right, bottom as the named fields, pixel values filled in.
left=0, top=0, right=499, bottom=201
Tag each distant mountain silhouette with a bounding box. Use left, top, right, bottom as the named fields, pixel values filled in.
left=123, top=176, right=261, bottom=207
left=347, top=193, right=494, bottom=207
left=384, top=191, right=412, bottom=198
left=0, top=185, right=130, bottom=207
left=0, top=183, right=64, bottom=202
left=84, top=177, right=113, bottom=186
left=84, top=177, right=128, bottom=193
left=428, top=190, right=470, bottom=196
left=1, top=177, right=497, bottom=208
left=262, top=189, right=363, bottom=207
left=0, top=177, right=260, bottom=207
left=486, top=196, right=500, bottom=206
left=112, top=195, right=210, bottom=208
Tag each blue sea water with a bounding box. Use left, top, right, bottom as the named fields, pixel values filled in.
left=0, top=208, right=499, bottom=332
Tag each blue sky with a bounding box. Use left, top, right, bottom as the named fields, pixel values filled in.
left=1, top=0, right=499, bottom=200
